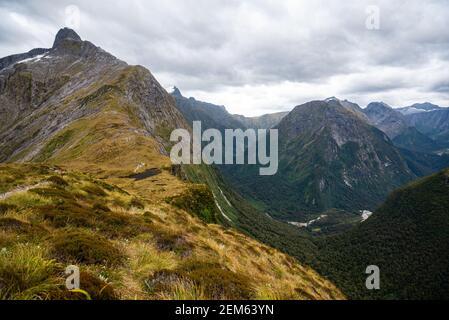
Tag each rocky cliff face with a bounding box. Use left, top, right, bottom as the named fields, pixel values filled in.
left=331, top=98, right=369, bottom=122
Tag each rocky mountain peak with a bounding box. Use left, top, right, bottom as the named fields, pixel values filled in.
left=52, top=27, right=82, bottom=48
left=325, top=96, right=340, bottom=102
left=171, top=86, right=182, bottom=97
left=365, top=102, right=393, bottom=113
left=363, top=102, right=408, bottom=139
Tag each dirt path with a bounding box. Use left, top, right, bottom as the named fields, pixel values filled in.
left=0, top=182, right=49, bottom=201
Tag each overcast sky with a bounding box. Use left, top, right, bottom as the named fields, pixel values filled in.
left=1, top=0, right=448, bottom=116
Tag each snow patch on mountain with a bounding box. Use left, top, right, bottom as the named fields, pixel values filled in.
left=15, top=54, right=46, bottom=65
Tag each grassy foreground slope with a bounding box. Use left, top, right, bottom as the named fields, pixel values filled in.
left=0, top=163, right=344, bottom=300
left=183, top=164, right=320, bottom=265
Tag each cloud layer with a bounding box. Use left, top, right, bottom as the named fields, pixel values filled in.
left=1, top=0, right=448, bottom=115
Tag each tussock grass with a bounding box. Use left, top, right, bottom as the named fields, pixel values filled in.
left=158, top=279, right=206, bottom=300
left=0, top=244, right=61, bottom=300
left=166, top=185, right=218, bottom=224
left=50, top=229, right=125, bottom=266
left=0, top=203, right=17, bottom=215
left=4, top=192, right=52, bottom=209
left=128, top=241, right=178, bottom=280
left=0, top=163, right=344, bottom=300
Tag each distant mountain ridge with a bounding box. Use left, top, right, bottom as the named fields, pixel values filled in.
left=221, top=99, right=418, bottom=219
left=233, top=112, right=289, bottom=129
left=404, top=108, right=449, bottom=145
left=397, top=102, right=443, bottom=115
left=0, top=48, right=50, bottom=71
left=174, top=92, right=449, bottom=220
left=171, top=87, right=245, bottom=130
left=363, top=102, right=409, bottom=139
left=362, top=102, right=449, bottom=154
left=171, top=87, right=288, bottom=129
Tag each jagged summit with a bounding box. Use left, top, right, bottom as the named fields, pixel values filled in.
left=0, top=28, right=86, bottom=71
left=52, top=27, right=82, bottom=48
left=324, top=96, right=341, bottom=103
left=171, top=86, right=182, bottom=97
left=296, top=98, right=367, bottom=122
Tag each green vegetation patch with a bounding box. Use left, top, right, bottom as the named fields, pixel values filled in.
left=167, top=185, right=218, bottom=224
left=316, top=170, right=449, bottom=300
left=80, top=184, right=108, bottom=197
left=0, top=164, right=51, bottom=193
left=47, top=271, right=118, bottom=300
left=0, top=204, right=17, bottom=215
left=47, top=176, right=69, bottom=187
left=0, top=218, right=47, bottom=239
left=0, top=244, right=61, bottom=300
left=35, top=130, right=75, bottom=162
left=50, top=230, right=124, bottom=266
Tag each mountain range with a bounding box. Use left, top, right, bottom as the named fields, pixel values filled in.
left=172, top=87, right=287, bottom=130
left=222, top=99, right=417, bottom=219
left=1, top=27, right=449, bottom=300
left=173, top=93, right=449, bottom=219
left=362, top=102, right=449, bottom=153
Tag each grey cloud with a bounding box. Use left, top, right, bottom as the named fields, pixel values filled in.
left=0, top=0, right=448, bottom=113
left=343, top=78, right=412, bottom=94
left=431, top=81, right=449, bottom=94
